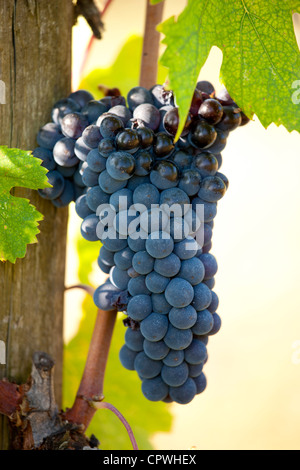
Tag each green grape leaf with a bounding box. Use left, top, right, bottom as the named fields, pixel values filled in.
left=150, top=0, right=164, bottom=4
left=0, top=146, right=50, bottom=263
left=158, top=0, right=300, bottom=139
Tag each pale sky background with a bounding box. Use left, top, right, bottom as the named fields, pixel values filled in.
left=65, top=0, right=300, bottom=450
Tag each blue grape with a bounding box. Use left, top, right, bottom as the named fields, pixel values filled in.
left=113, top=246, right=134, bottom=271
left=101, top=232, right=128, bottom=252
left=99, top=170, right=127, bottom=194
left=51, top=98, right=81, bottom=125
left=154, top=253, right=181, bottom=278
left=151, top=293, right=171, bottom=315
left=97, top=258, right=111, bottom=274
left=134, top=352, right=162, bottom=379
left=119, top=344, right=137, bottom=371
left=169, top=305, right=197, bottom=329
left=38, top=170, right=65, bottom=200
left=134, top=150, right=154, bottom=176
left=99, top=115, right=124, bottom=139
left=160, top=187, right=190, bottom=214
left=86, top=186, right=110, bottom=212
left=52, top=180, right=75, bottom=207
left=140, top=313, right=169, bottom=342
left=141, top=376, right=169, bottom=402
left=127, top=175, right=151, bottom=191
left=203, top=277, right=215, bottom=290
left=106, top=152, right=135, bottom=181
left=125, top=328, right=144, bottom=352
left=150, top=161, right=178, bottom=190
left=109, top=105, right=133, bottom=125
left=192, top=283, right=212, bottom=311
left=188, top=363, right=204, bottom=378
left=192, top=152, right=218, bottom=178
left=127, top=294, right=152, bottom=321
left=199, top=253, right=218, bottom=280
left=109, top=188, right=133, bottom=212
left=68, top=89, right=94, bottom=108
left=86, top=149, right=106, bottom=173
left=98, top=138, right=115, bottom=157
left=128, top=276, right=150, bottom=296
left=133, top=184, right=160, bottom=210
left=56, top=165, right=76, bottom=177
left=82, top=167, right=99, bottom=187
left=194, top=372, right=207, bottom=394
left=208, top=291, right=219, bottom=313
left=127, top=86, right=154, bottom=111
left=192, top=197, right=217, bottom=222
left=163, top=349, right=185, bottom=367
left=145, top=231, right=174, bottom=259
left=37, top=123, right=62, bottom=150
left=80, top=214, right=99, bottom=242
left=173, top=237, right=199, bottom=260
left=82, top=100, right=107, bottom=123
left=164, top=325, right=193, bottom=350
left=170, top=150, right=192, bottom=171
left=116, top=129, right=140, bottom=153
left=178, top=257, right=205, bottom=285
left=208, top=313, right=221, bottom=335
left=128, top=234, right=146, bottom=252
left=99, top=245, right=115, bottom=267
left=74, top=136, right=93, bottom=162
left=93, top=282, right=124, bottom=311
left=75, top=194, right=93, bottom=219
left=192, top=309, right=214, bottom=335
left=143, top=339, right=169, bottom=360
left=145, top=272, right=170, bottom=294
left=132, top=251, right=154, bottom=275
left=110, top=266, right=130, bottom=290
left=164, top=278, right=194, bottom=308
left=161, top=362, right=189, bottom=387
left=184, top=339, right=207, bottom=365
left=198, top=175, right=226, bottom=202
left=33, top=147, right=56, bottom=171
left=179, top=169, right=202, bottom=196
left=81, top=125, right=101, bottom=148
left=169, top=378, right=197, bottom=404
left=133, top=103, right=160, bottom=131
left=61, top=112, right=89, bottom=140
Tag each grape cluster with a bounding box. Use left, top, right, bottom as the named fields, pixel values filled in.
left=36, top=81, right=249, bottom=404
left=33, top=89, right=127, bottom=206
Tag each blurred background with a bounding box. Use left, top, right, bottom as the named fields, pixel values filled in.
left=63, top=0, right=300, bottom=450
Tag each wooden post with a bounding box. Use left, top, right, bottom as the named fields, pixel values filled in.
left=139, top=0, right=164, bottom=89
left=0, top=0, right=73, bottom=449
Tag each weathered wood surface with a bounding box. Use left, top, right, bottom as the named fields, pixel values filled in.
left=0, top=0, right=73, bottom=449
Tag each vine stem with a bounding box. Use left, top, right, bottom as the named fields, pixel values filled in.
left=79, top=0, right=114, bottom=79
left=139, top=0, right=165, bottom=88
left=64, top=308, right=118, bottom=429
left=95, top=402, right=139, bottom=450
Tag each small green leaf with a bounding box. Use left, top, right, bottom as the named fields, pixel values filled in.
left=150, top=0, right=164, bottom=4
left=0, top=146, right=50, bottom=263
left=159, top=0, right=300, bottom=139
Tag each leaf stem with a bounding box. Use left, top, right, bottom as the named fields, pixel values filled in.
left=139, top=0, right=165, bottom=88
left=95, top=402, right=139, bottom=450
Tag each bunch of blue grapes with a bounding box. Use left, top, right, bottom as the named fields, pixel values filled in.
left=37, top=81, right=249, bottom=404
left=33, top=89, right=126, bottom=207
